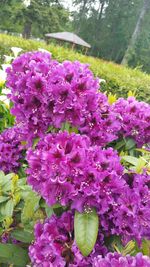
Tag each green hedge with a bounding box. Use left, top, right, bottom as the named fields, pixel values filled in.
left=0, top=34, right=150, bottom=103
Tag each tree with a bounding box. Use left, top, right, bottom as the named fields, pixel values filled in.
left=0, top=0, right=70, bottom=38
left=121, top=0, right=150, bottom=65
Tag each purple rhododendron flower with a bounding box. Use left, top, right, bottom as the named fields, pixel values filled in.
left=112, top=97, right=150, bottom=147
left=6, top=51, right=120, bottom=146
left=29, top=211, right=107, bottom=267
left=0, top=126, right=23, bottom=173
left=29, top=212, right=150, bottom=267
left=111, top=172, right=150, bottom=244
left=26, top=131, right=124, bottom=214
left=29, top=211, right=85, bottom=267
left=93, top=252, right=150, bottom=267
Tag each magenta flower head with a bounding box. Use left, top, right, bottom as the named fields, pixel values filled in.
left=29, top=211, right=107, bottom=267
left=29, top=211, right=91, bottom=267
left=0, top=126, right=23, bottom=173
left=29, top=212, right=73, bottom=266
left=26, top=131, right=124, bottom=214
left=112, top=172, right=150, bottom=244
left=93, top=252, right=150, bottom=267
left=29, top=212, right=150, bottom=267
left=6, top=51, right=120, bottom=146
left=112, top=97, right=150, bottom=147
left=6, top=51, right=55, bottom=143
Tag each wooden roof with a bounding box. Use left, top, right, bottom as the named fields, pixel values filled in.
left=45, top=32, right=91, bottom=48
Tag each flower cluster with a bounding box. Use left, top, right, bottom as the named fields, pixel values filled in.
left=26, top=131, right=124, bottom=213
left=29, top=211, right=88, bottom=267
left=0, top=126, right=23, bottom=173
left=29, top=212, right=73, bottom=267
left=29, top=211, right=150, bottom=267
left=6, top=51, right=54, bottom=142
left=29, top=211, right=107, bottom=267
left=112, top=97, right=150, bottom=147
left=27, top=131, right=150, bottom=243
left=6, top=51, right=120, bottom=146
left=111, top=172, right=150, bottom=244
left=93, top=252, right=150, bottom=267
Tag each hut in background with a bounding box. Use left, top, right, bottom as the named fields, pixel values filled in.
left=45, top=32, right=91, bottom=54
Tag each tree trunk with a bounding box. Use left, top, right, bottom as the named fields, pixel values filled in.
left=90, top=1, right=105, bottom=54
left=22, top=21, right=32, bottom=39
left=121, top=0, right=150, bottom=65
left=76, top=0, right=88, bottom=33
left=98, top=0, right=105, bottom=21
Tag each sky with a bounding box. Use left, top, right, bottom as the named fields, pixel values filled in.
left=63, top=0, right=74, bottom=11
left=23, top=0, right=74, bottom=10
left=63, top=0, right=100, bottom=11
left=23, top=0, right=99, bottom=11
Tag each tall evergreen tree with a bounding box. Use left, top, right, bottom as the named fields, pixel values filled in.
left=0, top=0, right=70, bottom=38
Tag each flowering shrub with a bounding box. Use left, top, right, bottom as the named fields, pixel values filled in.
left=0, top=50, right=150, bottom=266
left=27, top=131, right=124, bottom=213
left=112, top=97, right=150, bottom=147
left=6, top=51, right=120, bottom=146
left=109, top=172, right=150, bottom=244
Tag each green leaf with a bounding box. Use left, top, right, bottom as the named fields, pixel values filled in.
left=108, top=92, right=117, bottom=104
left=61, top=122, right=70, bottom=131
left=135, top=157, right=146, bottom=173
left=0, top=171, right=5, bottom=183
left=52, top=203, right=62, bottom=209
left=106, top=235, right=123, bottom=253
left=121, top=155, right=138, bottom=166
left=0, top=172, right=13, bottom=191
left=136, top=148, right=150, bottom=154
left=115, top=139, right=126, bottom=150
left=11, top=229, right=34, bottom=243
left=0, top=227, right=3, bottom=235
left=122, top=240, right=135, bottom=256
left=142, top=240, right=150, bottom=256
left=32, top=137, right=40, bottom=148
left=0, top=199, right=14, bottom=217
left=21, top=191, right=40, bottom=224
left=45, top=205, right=53, bottom=218
left=0, top=243, right=29, bottom=266
left=0, top=216, right=6, bottom=223
left=70, top=126, right=78, bottom=134
left=0, top=196, right=9, bottom=204
left=74, top=209, right=99, bottom=256
left=128, top=90, right=136, bottom=98
left=125, top=138, right=136, bottom=150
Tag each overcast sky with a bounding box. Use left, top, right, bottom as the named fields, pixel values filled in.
left=63, top=0, right=100, bottom=11
left=63, top=0, right=74, bottom=10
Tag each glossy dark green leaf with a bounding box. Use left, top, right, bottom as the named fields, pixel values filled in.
left=11, top=229, right=34, bottom=243
left=125, top=138, right=136, bottom=150
left=74, top=209, right=99, bottom=256
left=45, top=206, right=53, bottom=218
left=21, top=191, right=40, bottom=224
left=0, top=243, right=29, bottom=266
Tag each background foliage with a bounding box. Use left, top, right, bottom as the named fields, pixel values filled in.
left=0, top=0, right=150, bottom=73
